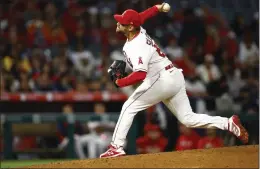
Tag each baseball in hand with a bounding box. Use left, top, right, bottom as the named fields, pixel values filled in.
left=162, top=3, right=171, bottom=12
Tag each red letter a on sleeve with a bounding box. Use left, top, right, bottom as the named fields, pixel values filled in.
left=138, top=57, right=143, bottom=65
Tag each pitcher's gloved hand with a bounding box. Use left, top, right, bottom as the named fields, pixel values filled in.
left=108, top=60, right=127, bottom=88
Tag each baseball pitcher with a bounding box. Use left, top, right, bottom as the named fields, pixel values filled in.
left=100, top=2, right=249, bottom=158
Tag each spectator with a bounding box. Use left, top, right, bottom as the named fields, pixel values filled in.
left=238, top=33, right=258, bottom=66
left=221, top=31, right=238, bottom=62
left=178, top=8, right=206, bottom=47
left=108, top=35, right=125, bottom=62
left=136, top=123, right=168, bottom=154
left=203, top=25, right=220, bottom=56
left=2, top=45, right=22, bottom=78
left=164, top=36, right=183, bottom=60
left=26, top=9, right=45, bottom=47
left=215, top=92, right=235, bottom=114
left=230, top=15, right=245, bottom=39
left=222, top=62, right=244, bottom=100
left=75, top=103, right=115, bottom=159
left=196, top=54, right=221, bottom=84
left=27, top=2, right=68, bottom=48
left=56, top=104, right=85, bottom=152
left=69, top=18, right=89, bottom=51
left=42, top=2, right=66, bottom=46
left=185, top=73, right=207, bottom=97
left=61, top=3, right=85, bottom=36
left=69, top=43, right=96, bottom=79
left=34, top=72, right=54, bottom=92
left=88, top=79, right=103, bottom=92
left=0, top=70, right=14, bottom=92
left=173, top=51, right=196, bottom=77
left=11, top=71, right=35, bottom=92
left=52, top=44, right=72, bottom=69
left=24, top=1, right=39, bottom=25
left=175, top=123, right=200, bottom=151
left=74, top=78, right=89, bottom=93
left=236, top=73, right=259, bottom=115
left=185, top=72, right=208, bottom=114
left=30, top=47, right=45, bottom=75
left=197, top=129, right=224, bottom=149
left=212, top=66, right=236, bottom=114
left=51, top=44, right=75, bottom=92
left=54, top=73, right=74, bottom=92
left=205, top=74, right=235, bottom=115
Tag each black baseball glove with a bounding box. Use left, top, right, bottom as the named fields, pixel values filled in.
left=108, top=60, right=127, bottom=88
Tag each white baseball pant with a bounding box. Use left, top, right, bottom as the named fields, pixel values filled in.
left=112, top=67, right=229, bottom=147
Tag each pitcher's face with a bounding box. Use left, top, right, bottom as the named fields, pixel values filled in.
left=116, top=22, right=128, bottom=33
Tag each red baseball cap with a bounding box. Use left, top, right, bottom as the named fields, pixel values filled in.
left=114, top=9, right=142, bottom=27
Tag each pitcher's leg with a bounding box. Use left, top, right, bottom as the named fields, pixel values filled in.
left=112, top=96, right=160, bottom=147
left=100, top=75, right=171, bottom=158
left=100, top=99, right=158, bottom=158
left=163, top=86, right=248, bottom=143
left=163, top=86, right=229, bottom=130
left=111, top=75, right=165, bottom=147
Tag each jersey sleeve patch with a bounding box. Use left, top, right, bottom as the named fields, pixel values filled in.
left=125, top=34, right=151, bottom=72
left=138, top=57, right=143, bottom=65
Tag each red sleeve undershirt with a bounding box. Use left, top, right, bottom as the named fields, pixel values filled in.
left=116, top=71, right=147, bottom=87
left=139, top=6, right=159, bottom=24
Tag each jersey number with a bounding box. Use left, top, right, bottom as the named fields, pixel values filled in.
left=145, top=34, right=166, bottom=57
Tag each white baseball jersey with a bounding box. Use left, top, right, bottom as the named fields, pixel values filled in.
left=110, top=27, right=229, bottom=149
left=122, top=27, right=172, bottom=78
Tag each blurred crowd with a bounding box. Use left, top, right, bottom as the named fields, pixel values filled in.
left=136, top=122, right=224, bottom=154
left=0, top=0, right=259, bottom=116
left=0, top=0, right=259, bottom=159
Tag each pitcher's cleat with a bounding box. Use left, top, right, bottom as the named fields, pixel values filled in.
left=100, top=144, right=126, bottom=158
left=228, top=115, right=249, bottom=144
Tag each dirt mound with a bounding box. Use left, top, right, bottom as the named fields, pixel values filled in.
left=27, top=145, right=258, bottom=168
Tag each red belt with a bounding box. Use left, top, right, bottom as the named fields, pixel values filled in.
left=165, top=63, right=174, bottom=70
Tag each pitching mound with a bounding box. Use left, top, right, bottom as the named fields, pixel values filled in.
left=27, top=145, right=258, bottom=168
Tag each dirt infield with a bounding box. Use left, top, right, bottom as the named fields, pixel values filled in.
left=27, top=145, right=258, bottom=168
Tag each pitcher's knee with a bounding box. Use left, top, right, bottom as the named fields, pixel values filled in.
left=179, top=112, right=196, bottom=128
left=121, top=100, right=131, bottom=112
left=121, top=98, right=140, bottom=115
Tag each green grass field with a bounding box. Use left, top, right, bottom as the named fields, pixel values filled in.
left=1, top=159, right=60, bottom=168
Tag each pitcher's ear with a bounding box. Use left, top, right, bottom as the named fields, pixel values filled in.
left=128, top=25, right=135, bottom=32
